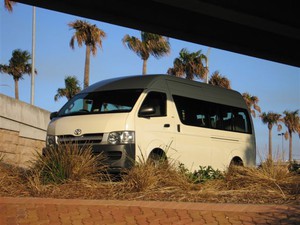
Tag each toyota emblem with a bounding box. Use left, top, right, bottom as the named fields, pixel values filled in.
left=74, top=129, right=82, bottom=136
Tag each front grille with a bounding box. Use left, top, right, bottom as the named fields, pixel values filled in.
left=57, top=133, right=103, bottom=145
left=103, top=151, right=122, bottom=161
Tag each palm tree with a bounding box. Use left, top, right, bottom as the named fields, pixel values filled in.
left=242, top=92, right=261, bottom=117
left=4, top=0, right=16, bottom=12
left=68, top=20, right=106, bottom=89
left=208, top=71, right=231, bottom=89
left=282, top=110, right=300, bottom=162
left=0, top=49, right=36, bottom=100
left=122, top=31, right=170, bottom=75
left=54, top=76, right=81, bottom=101
left=260, top=112, right=282, bottom=160
left=167, top=48, right=207, bottom=80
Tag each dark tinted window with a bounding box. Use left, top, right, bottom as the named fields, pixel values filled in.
left=139, top=92, right=167, bottom=117
left=172, top=95, right=251, bottom=134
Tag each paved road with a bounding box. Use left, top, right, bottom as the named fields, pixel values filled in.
left=0, top=197, right=299, bottom=224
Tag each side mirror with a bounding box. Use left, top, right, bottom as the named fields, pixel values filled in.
left=138, top=105, right=156, bottom=117
left=50, top=111, right=58, bottom=120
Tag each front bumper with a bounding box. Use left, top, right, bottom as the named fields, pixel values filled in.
left=93, top=144, right=135, bottom=173
left=43, top=143, right=135, bottom=173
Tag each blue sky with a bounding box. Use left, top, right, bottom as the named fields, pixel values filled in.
left=1, top=2, right=300, bottom=161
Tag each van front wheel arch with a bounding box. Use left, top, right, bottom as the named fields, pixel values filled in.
left=147, top=148, right=167, bottom=166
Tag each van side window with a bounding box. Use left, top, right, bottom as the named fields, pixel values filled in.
left=172, top=95, right=252, bottom=134
left=207, top=103, right=220, bottom=129
left=139, top=92, right=167, bottom=117
left=173, top=95, right=208, bottom=127
left=222, top=110, right=233, bottom=131
left=233, top=110, right=250, bottom=133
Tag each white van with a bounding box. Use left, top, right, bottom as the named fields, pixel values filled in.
left=45, top=75, right=256, bottom=172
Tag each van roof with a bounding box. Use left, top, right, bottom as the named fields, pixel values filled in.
left=81, top=74, right=247, bottom=109
left=82, top=75, right=165, bottom=93
left=82, top=74, right=239, bottom=94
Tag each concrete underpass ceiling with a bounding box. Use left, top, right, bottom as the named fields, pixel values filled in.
left=15, top=0, right=300, bottom=68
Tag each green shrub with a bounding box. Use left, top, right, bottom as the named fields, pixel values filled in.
left=178, top=163, right=223, bottom=184
left=193, top=166, right=224, bottom=183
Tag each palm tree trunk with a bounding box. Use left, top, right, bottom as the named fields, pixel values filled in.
left=142, top=59, right=147, bottom=75
left=288, top=131, right=293, bottom=162
left=84, top=46, right=91, bottom=89
left=268, top=128, right=272, bottom=160
left=14, top=79, right=19, bottom=100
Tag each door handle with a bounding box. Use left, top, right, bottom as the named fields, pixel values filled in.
left=164, top=124, right=170, bottom=128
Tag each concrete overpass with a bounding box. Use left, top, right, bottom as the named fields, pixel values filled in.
left=15, top=0, right=300, bottom=67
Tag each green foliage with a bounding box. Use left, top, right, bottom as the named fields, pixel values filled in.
left=178, top=163, right=224, bottom=184
left=0, top=49, right=35, bottom=99
left=167, top=48, right=207, bottom=80
left=54, top=75, right=81, bottom=101
left=122, top=31, right=170, bottom=75
left=288, top=160, right=300, bottom=174
left=30, top=143, right=107, bottom=184
left=194, top=165, right=224, bottom=183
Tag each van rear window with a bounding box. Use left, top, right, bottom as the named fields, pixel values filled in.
left=172, top=95, right=252, bottom=134
left=57, top=89, right=143, bottom=117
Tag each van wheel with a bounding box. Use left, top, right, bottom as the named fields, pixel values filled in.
left=230, top=157, right=243, bottom=167
left=147, top=150, right=167, bottom=167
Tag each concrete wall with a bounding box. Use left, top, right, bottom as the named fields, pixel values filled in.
left=0, top=94, right=50, bottom=167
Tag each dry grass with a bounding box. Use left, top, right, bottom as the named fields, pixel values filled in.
left=0, top=152, right=4, bottom=162
left=121, top=153, right=193, bottom=193
left=0, top=149, right=299, bottom=205
left=0, top=163, right=30, bottom=197
left=29, top=143, right=108, bottom=185
left=230, top=160, right=298, bottom=194
left=200, top=160, right=300, bottom=204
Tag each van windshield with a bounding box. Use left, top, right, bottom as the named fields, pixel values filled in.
left=57, top=89, right=143, bottom=117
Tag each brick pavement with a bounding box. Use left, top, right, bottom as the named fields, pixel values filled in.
left=0, top=197, right=299, bottom=225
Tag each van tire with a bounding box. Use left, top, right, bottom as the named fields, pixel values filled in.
left=230, top=157, right=243, bottom=167
left=147, top=149, right=167, bottom=166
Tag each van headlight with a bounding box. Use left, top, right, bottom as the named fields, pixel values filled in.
left=46, top=135, right=57, bottom=147
left=108, top=131, right=135, bottom=145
